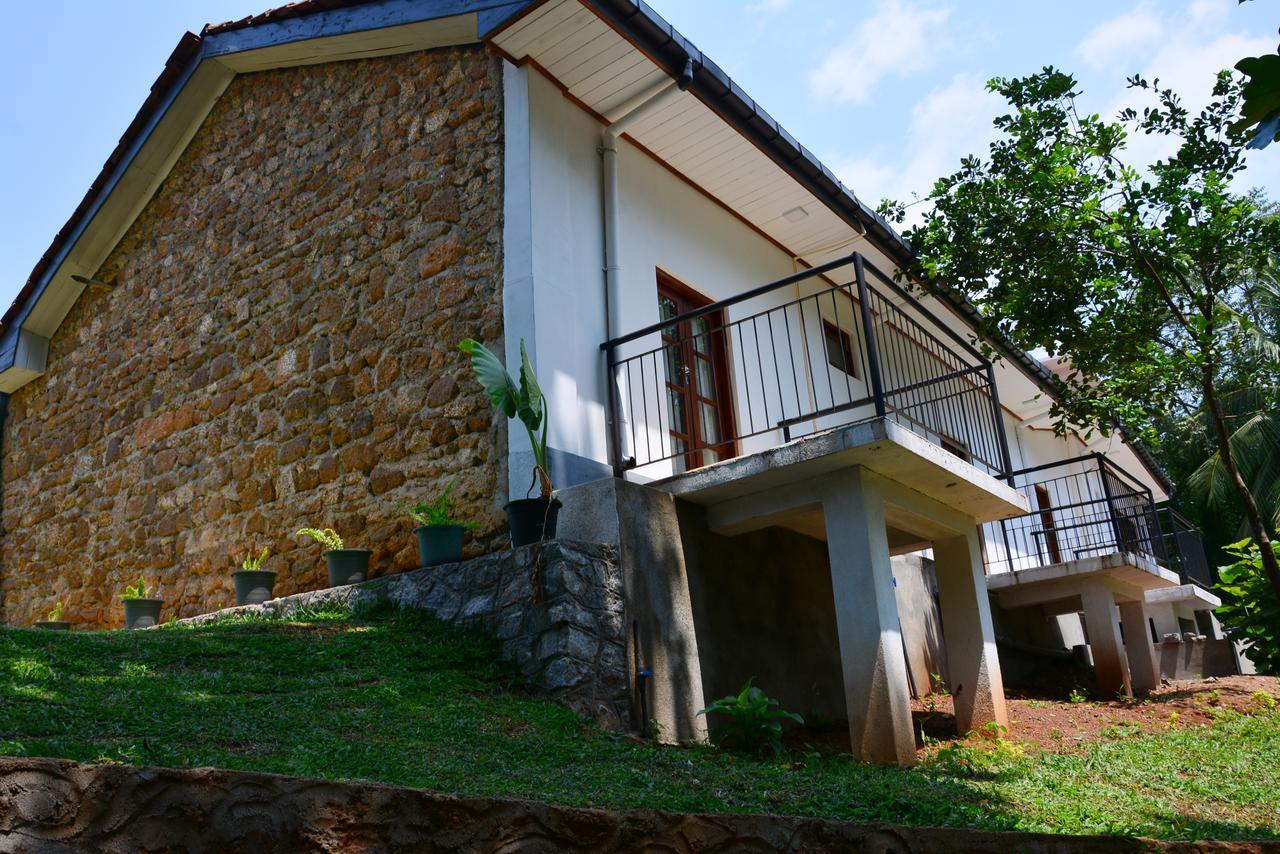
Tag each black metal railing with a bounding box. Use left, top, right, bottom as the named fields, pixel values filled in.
left=599, top=252, right=1013, bottom=478
left=982, top=454, right=1205, bottom=579
left=1155, top=505, right=1215, bottom=589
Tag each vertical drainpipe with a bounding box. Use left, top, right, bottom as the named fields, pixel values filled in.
left=599, top=58, right=695, bottom=466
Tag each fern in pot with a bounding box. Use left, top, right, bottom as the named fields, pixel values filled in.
left=35, top=600, right=71, bottom=631
left=402, top=480, right=476, bottom=567
left=121, top=576, right=163, bottom=629
left=297, top=526, right=370, bottom=587
left=459, top=338, right=559, bottom=547
left=233, top=546, right=277, bottom=606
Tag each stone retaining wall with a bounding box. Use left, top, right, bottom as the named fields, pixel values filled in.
left=179, top=540, right=630, bottom=729
left=0, top=757, right=1255, bottom=853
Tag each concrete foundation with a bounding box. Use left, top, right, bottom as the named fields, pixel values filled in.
left=557, top=477, right=708, bottom=743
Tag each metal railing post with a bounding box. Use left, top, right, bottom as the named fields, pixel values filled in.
left=1095, top=453, right=1126, bottom=554
left=604, top=346, right=625, bottom=478
left=984, top=362, right=1014, bottom=478
left=852, top=253, right=887, bottom=418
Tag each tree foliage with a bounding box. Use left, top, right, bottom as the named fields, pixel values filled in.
left=1217, top=539, right=1280, bottom=675
left=882, top=68, right=1280, bottom=602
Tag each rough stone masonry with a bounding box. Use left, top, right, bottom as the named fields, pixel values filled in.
left=0, top=45, right=508, bottom=628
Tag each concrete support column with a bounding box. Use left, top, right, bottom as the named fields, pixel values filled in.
left=1118, top=600, right=1160, bottom=695
left=933, top=529, right=1008, bottom=735
left=1148, top=602, right=1181, bottom=641
left=821, top=469, right=916, bottom=767
left=1080, top=582, right=1132, bottom=698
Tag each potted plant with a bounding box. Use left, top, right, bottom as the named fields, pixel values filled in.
left=35, top=601, right=71, bottom=631
left=297, top=527, right=371, bottom=587
left=402, top=479, right=476, bottom=567
left=121, top=576, right=163, bottom=629
left=459, top=337, right=559, bottom=547
left=233, top=546, right=277, bottom=606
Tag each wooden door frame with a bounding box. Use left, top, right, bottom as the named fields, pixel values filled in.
left=656, top=270, right=739, bottom=469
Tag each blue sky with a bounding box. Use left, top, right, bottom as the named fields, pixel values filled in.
left=1, top=0, right=1276, bottom=309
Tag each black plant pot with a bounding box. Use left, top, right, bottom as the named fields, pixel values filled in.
left=325, top=549, right=372, bottom=587
left=233, top=570, right=278, bottom=606
left=415, top=524, right=466, bottom=567
left=505, top=497, right=561, bottom=548
left=122, top=598, right=164, bottom=630
left=35, top=621, right=71, bottom=631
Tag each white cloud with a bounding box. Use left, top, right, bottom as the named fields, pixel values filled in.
left=808, top=0, right=951, bottom=103
left=1075, top=4, right=1163, bottom=70
left=1095, top=12, right=1275, bottom=189
left=829, top=73, right=1000, bottom=224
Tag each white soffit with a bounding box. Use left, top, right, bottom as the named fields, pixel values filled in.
left=492, top=0, right=863, bottom=274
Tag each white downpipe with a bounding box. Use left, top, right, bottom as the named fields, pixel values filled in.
left=600, top=72, right=689, bottom=469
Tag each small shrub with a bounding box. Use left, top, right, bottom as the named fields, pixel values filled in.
left=297, top=527, right=344, bottom=551
left=697, top=678, right=804, bottom=757
left=1248, top=689, right=1277, bottom=714
left=401, top=480, right=476, bottom=528
left=240, top=547, right=270, bottom=571
left=121, top=576, right=154, bottom=599
left=45, top=601, right=64, bottom=622
left=1165, top=711, right=1181, bottom=730
left=1068, top=687, right=1088, bottom=704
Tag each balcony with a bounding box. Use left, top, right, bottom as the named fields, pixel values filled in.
left=981, top=454, right=1212, bottom=588
left=599, top=252, right=1018, bottom=519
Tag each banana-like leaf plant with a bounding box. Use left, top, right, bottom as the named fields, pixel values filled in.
left=459, top=338, right=552, bottom=499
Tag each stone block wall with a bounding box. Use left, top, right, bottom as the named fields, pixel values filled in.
left=180, top=541, right=631, bottom=730
left=1, top=45, right=507, bottom=628
left=0, top=757, right=1235, bottom=852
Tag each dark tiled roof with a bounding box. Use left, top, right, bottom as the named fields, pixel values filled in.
left=204, top=0, right=381, bottom=35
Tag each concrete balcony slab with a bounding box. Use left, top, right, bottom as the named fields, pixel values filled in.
left=1145, top=583, right=1221, bottom=611
left=987, top=551, right=1181, bottom=610
left=647, top=417, right=1027, bottom=524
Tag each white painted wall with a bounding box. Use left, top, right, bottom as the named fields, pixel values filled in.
left=503, top=58, right=1172, bottom=563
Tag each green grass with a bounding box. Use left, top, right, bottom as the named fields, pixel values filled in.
left=1, top=605, right=1277, bottom=840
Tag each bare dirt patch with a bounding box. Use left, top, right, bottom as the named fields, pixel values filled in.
left=918, top=674, right=1280, bottom=752
left=785, top=675, right=1280, bottom=755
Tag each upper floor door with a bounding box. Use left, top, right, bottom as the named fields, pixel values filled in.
left=657, top=271, right=736, bottom=472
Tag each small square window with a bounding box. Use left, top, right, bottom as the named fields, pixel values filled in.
left=822, top=321, right=858, bottom=378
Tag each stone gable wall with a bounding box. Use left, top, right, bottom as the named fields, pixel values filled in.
left=1, top=45, right=507, bottom=628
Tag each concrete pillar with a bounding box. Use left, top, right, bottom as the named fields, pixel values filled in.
left=1118, top=600, right=1160, bottom=695
left=1148, top=602, right=1181, bottom=641
left=821, top=469, right=916, bottom=767
left=1080, top=582, right=1132, bottom=698
left=933, top=529, right=1008, bottom=735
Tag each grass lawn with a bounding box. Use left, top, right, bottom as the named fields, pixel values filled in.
left=2, top=605, right=1277, bottom=841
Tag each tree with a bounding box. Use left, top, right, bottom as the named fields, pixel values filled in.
left=1162, top=263, right=1280, bottom=564
left=1231, top=0, right=1280, bottom=149
left=881, top=69, right=1280, bottom=604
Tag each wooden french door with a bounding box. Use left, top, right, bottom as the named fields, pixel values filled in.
left=657, top=272, right=736, bottom=472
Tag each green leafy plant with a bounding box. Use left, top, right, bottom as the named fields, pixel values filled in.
left=401, top=479, right=476, bottom=528
left=459, top=338, right=551, bottom=499
left=46, top=601, right=64, bottom=622
left=297, top=528, right=344, bottom=552
left=121, top=576, right=154, bottom=600
left=240, top=547, right=271, bottom=572
left=1068, top=687, right=1088, bottom=705
left=696, top=677, right=804, bottom=757
left=1216, top=538, right=1280, bottom=674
